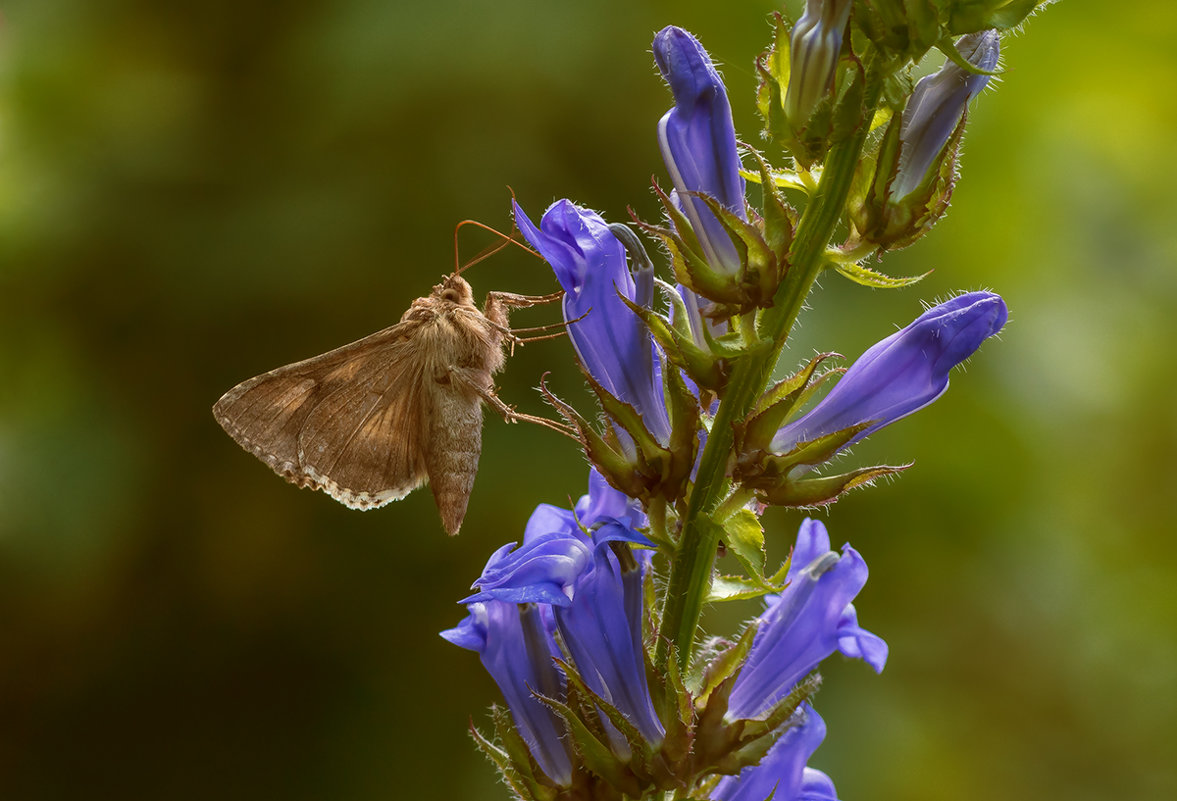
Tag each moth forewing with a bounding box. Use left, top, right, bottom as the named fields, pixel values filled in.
left=213, top=273, right=555, bottom=535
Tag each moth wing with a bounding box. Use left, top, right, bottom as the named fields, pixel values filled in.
left=213, top=320, right=430, bottom=508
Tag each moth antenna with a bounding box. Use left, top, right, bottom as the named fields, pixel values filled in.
left=453, top=219, right=541, bottom=276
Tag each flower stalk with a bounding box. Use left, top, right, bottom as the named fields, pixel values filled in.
left=656, top=105, right=880, bottom=673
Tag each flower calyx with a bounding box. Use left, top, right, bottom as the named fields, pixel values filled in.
left=757, top=10, right=868, bottom=169
left=848, top=31, right=1000, bottom=251
left=542, top=364, right=698, bottom=507
left=638, top=179, right=785, bottom=317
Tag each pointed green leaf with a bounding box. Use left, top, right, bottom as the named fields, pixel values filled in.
left=733, top=673, right=822, bottom=745
left=773, top=422, right=875, bottom=472
left=721, top=509, right=767, bottom=584
left=534, top=692, right=639, bottom=795
left=471, top=717, right=541, bottom=801
left=740, top=353, right=840, bottom=451
left=742, top=145, right=795, bottom=259
left=699, top=619, right=761, bottom=705
left=539, top=378, right=644, bottom=499
left=833, top=259, right=930, bottom=288
left=763, top=464, right=910, bottom=507
left=707, top=575, right=781, bottom=603
left=554, top=659, right=657, bottom=778
left=488, top=704, right=547, bottom=793
left=619, top=292, right=726, bottom=391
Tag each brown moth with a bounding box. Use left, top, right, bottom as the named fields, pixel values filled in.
left=213, top=272, right=562, bottom=535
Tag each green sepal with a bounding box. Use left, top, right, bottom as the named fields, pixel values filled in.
left=761, top=463, right=910, bottom=507
left=755, top=12, right=792, bottom=150
left=472, top=710, right=557, bottom=801
left=764, top=422, right=875, bottom=475
left=722, top=674, right=823, bottom=770
left=705, top=326, right=756, bottom=359
left=935, top=34, right=1001, bottom=76
left=852, top=0, right=939, bottom=63
left=534, top=691, right=643, bottom=797
left=720, top=509, right=768, bottom=588
left=947, top=0, right=1046, bottom=34
left=743, top=146, right=796, bottom=259
left=691, top=191, right=781, bottom=307
left=540, top=378, right=646, bottom=499
left=554, top=658, right=659, bottom=779
left=691, top=671, right=739, bottom=772
left=885, top=114, right=965, bottom=249
left=489, top=704, right=549, bottom=795
left=579, top=366, right=666, bottom=462
left=905, top=0, right=943, bottom=53
left=664, top=358, right=702, bottom=479
left=644, top=181, right=746, bottom=305
left=698, top=619, right=760, bottom=707
left=707, top=575, right=783, bottom=604
left=619, top=292, right=726, bottom=392
left=870, top=108, right=905, bottom=210
left=565, top=363, right=695, bottom=504
left=651, top=176, right=705, bottom=258
left=832, top=258, right=930, bottom=288
left=645, top=639, right=692, bottom=769
left=737, top=353, right=841, bottom=453
left=693, top=670, right=821, bottom=777
left=830, top=59, right=867, bottom=145
left=851, top=97, right=967, bottom=251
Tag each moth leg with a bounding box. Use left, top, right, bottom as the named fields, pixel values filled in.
left=445, top=366, right=577, bottom=439
left=483, top=290, right=565, bottom=355
left=485, top=289, right=564, bottom=309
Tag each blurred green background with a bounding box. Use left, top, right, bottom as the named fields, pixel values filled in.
left=2, top=0, right=1174, bottom=799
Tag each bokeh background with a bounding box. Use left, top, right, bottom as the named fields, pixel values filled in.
left=2, top=0, right=1174, bottom=799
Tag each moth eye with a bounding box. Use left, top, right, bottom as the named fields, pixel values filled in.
left=441, top=289, right=462, bottom=303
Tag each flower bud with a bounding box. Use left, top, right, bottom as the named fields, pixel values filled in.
left=785, top=0, right=853, bottom=126
left=654, top=25, right=746, bottom=278
left=514, top=199, right=671, bottom=443
left=890, top=30, right=1000, bottom=200
left=772, top=291, right=1008, bottom=454
left=850, top=31, right=1000, bottom=250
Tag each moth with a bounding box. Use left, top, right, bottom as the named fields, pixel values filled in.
left=213, top=267, right=564, bottom=535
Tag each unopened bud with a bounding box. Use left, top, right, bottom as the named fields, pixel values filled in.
left=891, top=30, right=1000, bottom=199
left=785, top=0, right=853, bottom=126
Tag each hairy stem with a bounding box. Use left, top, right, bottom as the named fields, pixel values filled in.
left=655, top=121, right=875, bottom=674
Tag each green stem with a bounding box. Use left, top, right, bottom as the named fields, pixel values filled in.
left=654, top=124, right=875, bottom=675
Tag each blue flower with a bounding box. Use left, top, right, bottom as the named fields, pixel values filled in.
left=891, top=31, right=1000, bottom=199
left=785, top=0, right=854, bottom=125
left=654, top=25, right=746, bottom=278
left=772, top=291, right=1008, bottom=454
left=514, top=199, right=671, bottom=442
left=440, top=600, right=573, bottom=785
left=727, top=519, right=886, bottom=721
left=457, top=472, right=663, bottom=756
left=711, top=704, right=839, bottom=801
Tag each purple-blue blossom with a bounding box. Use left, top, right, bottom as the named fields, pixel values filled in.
left=891, top=31, right=1001, bottom=199
left=726, top=519, right=886, bottom=721
left=786, top=0, right=853, bottom=125
left=711, top=704, right=838, bottom=801
left=772, top=291, right=1008, bottom=454
left=457, top=472, right=664, bottom=755
left=513, top=199, right=671, bottom=442
left=440, top=600, right=573, bottom=785
left=654, top=25, right=745, bottom=278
